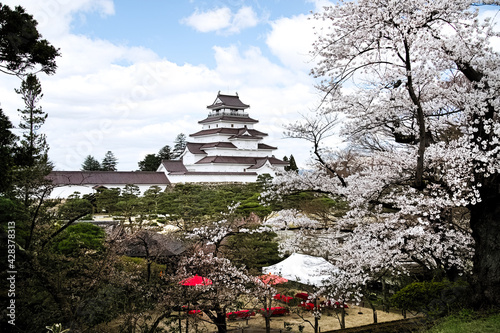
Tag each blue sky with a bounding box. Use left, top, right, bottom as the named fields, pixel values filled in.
left=1, top=1, right=498, bottom=172
left=1, top=0, right=330, bottom=171
left=70, top=0, right=316, bottom=68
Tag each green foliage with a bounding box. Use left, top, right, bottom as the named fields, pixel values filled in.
left=143, top=185, right=163, bottom=214
left=0, top=3, right=60, bottom=76
left=122, top=183, right=140, bottom=199
left=138, top=134, right=184, bottom=170
left=172, top=132, right=186, bottom=158
left=101, top=150, right=118, bottom=171
left=157, top=144, right=173, bottom=160
left=138, top=153, right=161, bottom=171
left=391, top=280, right=470, bottom=317
left=256, top=173, right=273, bottom=191
left=57, top=197, right=93, bottom=221
left=284, top=154, right=298, bottom=172
left=426, top=311, right=500, bottom=333
left=95, top=187, right=121, bottom=213
left=223, top=228, right=281, bottom=274
left=54, top=223, right=105, bottom=255
left=75, top=284, right=129, bottom=327
left=81, top=155, right=101, bottom=170
left=15, top=73, right=48, bottom=166
left=237, top=193, right=272, bottom=219
left=0, top=108, right=17, bottom=193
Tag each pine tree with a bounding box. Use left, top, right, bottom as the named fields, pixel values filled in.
left=0, top=4, right=60, bottom=76
left=138, top=153, right=161, bottom=171
left=101, top=151, right=118, bottom=171
left=81, top=155, right=101, bottom=171
left=14, top=73, right=53, bottom=249
left=15, top=73, right=48, bottom=167
left=172, top=133, right=186, bottom=159
left=288, top=155, right=298, bottom=172
left=0, top=108, right=17, bottom=193
left=284, top=155, right=298, bottom=172
left=157, top=145, right=173, bottom=160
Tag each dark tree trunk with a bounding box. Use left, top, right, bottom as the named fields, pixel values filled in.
left=453, top=59, right=499, bottom=308
left=214, top=309, right=227, bottom=333
left=366, top=298, right=377, bottom=324
left=469, top=175, right=500, bottom=308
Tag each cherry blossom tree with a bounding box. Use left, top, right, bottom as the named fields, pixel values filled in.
left=182, top=207, right=271, bottom=333
left=270, top=0, right=499, bottom=308
left=176, top=250, right=263, bottom=333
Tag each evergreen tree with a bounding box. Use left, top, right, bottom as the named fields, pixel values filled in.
left=288, top=154, right=298, bottom=172
left=81, top=155, right=101, bottom=171
left=13, top=73, right=53, bottom=249
left=138, top=145, right=173, bottom=171
left=284, top=154, right=298, bottom=172
left=0, top=4, right=60, bottom=76
left=101, top=151, right=118, bottom=171
left=157, top=144, right=173, bottom=160
left=0, top=108, right=17, bottom=193
left=15, top=73, right=48, bottom=167
left=138, top=153, right=160, bottom=171
left=14, top=74, right=52, bottom=205
left=172, top=133, right=186, bottom=159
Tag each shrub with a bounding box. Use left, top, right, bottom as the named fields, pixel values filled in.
left=54, top=223, right=105, bottom=255
left=391, top=280, right=470, bottom=317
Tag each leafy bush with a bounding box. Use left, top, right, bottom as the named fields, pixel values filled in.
left=54, top=223, right=105, bottom=255
left=391, top=280, right=470, bottom=317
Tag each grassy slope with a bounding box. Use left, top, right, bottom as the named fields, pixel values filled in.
left=427, top=312, right=500, bottom=333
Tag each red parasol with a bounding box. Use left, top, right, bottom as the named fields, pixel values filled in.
left=180, top=275, right=213, bottom=286
left=258, top=273, right=288, bottom=285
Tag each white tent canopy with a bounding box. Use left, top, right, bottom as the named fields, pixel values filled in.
left=262, top=253, right=338, bottom=287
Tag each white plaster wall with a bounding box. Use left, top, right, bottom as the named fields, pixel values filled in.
left=231, top=140, right=259, bottom=150
left=187, top=163, right=251, bottom=172
left=49, top=184, right=169, bottom=199
left=203, top=122, right=254, bottom=130
left=182, top=151, right=205, bottom=165
left=50, top=185, right=96, bottom=198
left=191, top=134, right=231, bottom=143
left=167, top=173, right=258, bottom=183
left=203, top=148, right=269, bottom=157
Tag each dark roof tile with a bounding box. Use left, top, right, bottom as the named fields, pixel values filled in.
left=190, top=127, right=267, bottom=138
left=198, top=115, right=258, bottom=124
left=186, top=142, right=207, bottom=155
left=161, top=160, right=188, bottom=173
left=48, top=171, right=170, bottom=185
left=207, top=93, right=249, bottom=110
left=195, top=155, right=288, bottom=167
left=258, top=143, right=277, bottom=150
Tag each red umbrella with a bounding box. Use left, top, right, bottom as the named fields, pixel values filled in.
left=258, top=273, right=288, bottom=285
left=180, top=275, right=213, bottom=286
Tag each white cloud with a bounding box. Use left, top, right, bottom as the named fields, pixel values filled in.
left=181, top=7, right=232, bottom=33
left=2, top=0, right=115, bottom=38
left=181, top=6, right=259, bottom=35
left=266, top=13, right=316, bottom=71
left=1, top=1, right=321, bottom=171
left=228, top=6, right=259, bottom=34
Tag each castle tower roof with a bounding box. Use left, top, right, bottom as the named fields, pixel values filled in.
left=207, top=92, right=250, bottom=110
